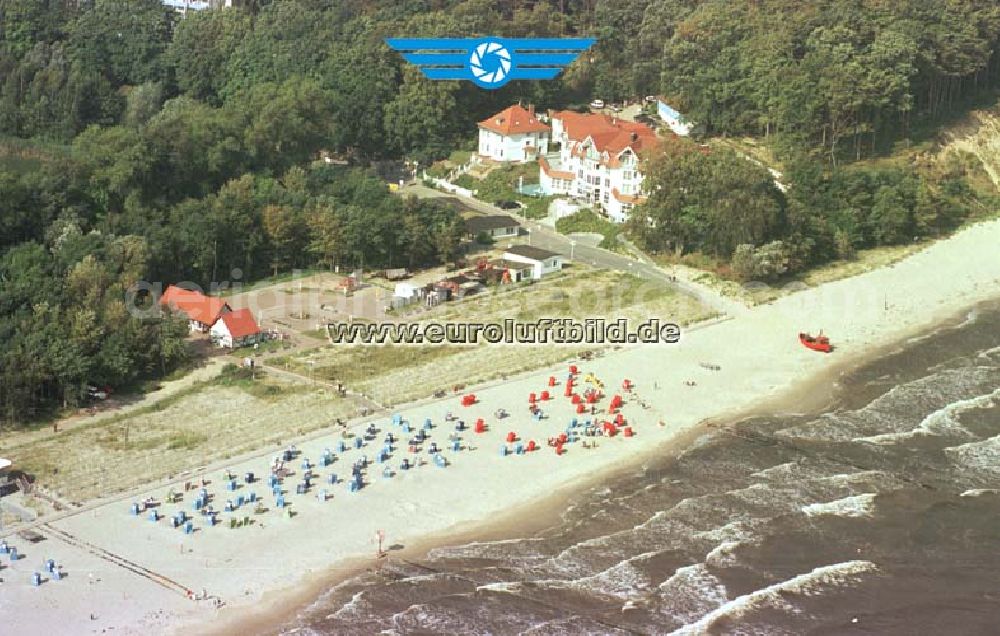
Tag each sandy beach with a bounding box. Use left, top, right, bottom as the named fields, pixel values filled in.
left=2, top=219, right=1000, bottom=635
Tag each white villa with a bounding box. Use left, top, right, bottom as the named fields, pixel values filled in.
left=477, top=104, right=550, bottom=163
left=538, top=111, right=660, bottom=223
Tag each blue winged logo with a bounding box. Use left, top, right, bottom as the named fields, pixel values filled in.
left=385, top=37, right=596, bottom=90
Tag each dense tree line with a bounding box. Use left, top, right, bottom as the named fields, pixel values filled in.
left=0, top=231, right=190, bottom=424
left=0, top=152, right=464, bottom=423
left=4, top=1, right=1000, bottom=161
left=630, top=138, right=983, bottom=279
left=2, top=0, right=999, bottom=422
left=603, top=0, right=1000, bottom=162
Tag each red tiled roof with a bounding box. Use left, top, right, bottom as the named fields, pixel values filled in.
left=217, top=308, right=261, bottom=339
left=479, top=104, right=550, bottom=136
left=160, top=285, right=229, bottom=326
left=550, top=111, right=660, bottom=165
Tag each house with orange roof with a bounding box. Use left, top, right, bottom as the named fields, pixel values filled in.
left=539, top=111, right=661, bottom=223
left=159, top=284, right=231, bottom=332
left=477, top=104, right=550, bottom=163
left=209, top=307, right=263, bottom=348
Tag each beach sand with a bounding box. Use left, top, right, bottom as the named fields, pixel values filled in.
left=2, top=219, right=1000, bottom=635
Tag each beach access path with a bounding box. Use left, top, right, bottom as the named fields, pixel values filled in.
left=2, top=218, right=1000, bottom=636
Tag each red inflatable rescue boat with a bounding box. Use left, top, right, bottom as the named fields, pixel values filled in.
left=799, top=331, right=833, bottom=353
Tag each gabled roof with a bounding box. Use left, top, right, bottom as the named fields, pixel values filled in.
left=465, top=215, right=521, bottom=233
left=479, top=104, right=551, bottom=136
left=505, top=245, right=561, bottom=261
left=217, top=308, right=261, bottom=339
left=549, top=111, right=660, bottom=163
left=160, top=285, right=229, bottom=326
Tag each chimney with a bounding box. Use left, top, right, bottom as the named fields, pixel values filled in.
left=630, top=132, right=638, bottom=143
left=528, top=104, right=535, bottom=117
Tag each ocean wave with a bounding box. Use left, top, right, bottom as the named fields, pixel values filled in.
left=944, top=434, right=1000, bottom=476
left=569, top=555, right=657, bottom=598
left=656, top=564, right=730, bottom=625
left=704, top=540, right=745, bottom=569
left=853, top=386, right=1000, bottom=445
left=521, top=616, right=631, bottom=635
left=782, top=367, right=998, bottom=443
left=801, top=493, right=876, bottom=518
left=669, top=560, right=879, bottom=635
left=959, top=488, right=1000, bottom=497
left=426, top=537, right=547, bottom=561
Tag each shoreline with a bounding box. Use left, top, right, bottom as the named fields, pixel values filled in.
left=207, top=295, right=995, bottom=636
left=2, top=219, right=1000, bottom=636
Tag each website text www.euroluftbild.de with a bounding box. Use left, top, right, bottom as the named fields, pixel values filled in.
left=326, top=318, right=681, bottom=346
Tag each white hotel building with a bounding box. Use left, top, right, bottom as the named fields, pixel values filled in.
left=538, top=110, right=659, bottom=223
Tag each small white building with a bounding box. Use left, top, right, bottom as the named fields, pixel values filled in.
left=656, top=99, right=692, bottom=136
left=393, top=282, right=423, bottom=300
left=478, top=104, right=550, bottom=163
left=210, top=308, right=262, bottom=349
left=465, top=215, right=521, bottom=240
left=503, top=245, right=563, bottom=280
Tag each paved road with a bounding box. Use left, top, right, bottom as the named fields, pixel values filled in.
left=401, top=183, right=748, bottom=317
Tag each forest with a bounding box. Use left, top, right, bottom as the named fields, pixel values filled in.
left=1, top=0, right=999, bottom=422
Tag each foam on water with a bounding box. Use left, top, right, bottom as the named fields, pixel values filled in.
left=669, top=561, right=879, bottom=635
left=854, top=386, right=999, bottom=444
left=656, top=564, right=730, bottom=625
left=801, top=493, right=877, bottom=518
left=945, top=433, right=1000, bottom=475
left=960, top=488, right=1000, bottom=497
left=571, top=554, right=656, bottom=598
left=427, top=537, right=547, bottom=561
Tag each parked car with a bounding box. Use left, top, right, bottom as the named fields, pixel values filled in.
left=495, top=199, right=521, bottom=210
left=644, top=95, right=658, bottom=103
left=589, top=99, right=605, bottom=109
left=86, top=384, right=111, bottom=400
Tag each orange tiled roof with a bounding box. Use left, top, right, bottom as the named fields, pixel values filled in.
left=479, top=104, right=551, bottom=136
left=550, top=111, right=660, bottom=165
left=217, top=308, right=261, bottom=339
left=160, top=285, right=229, bottom=326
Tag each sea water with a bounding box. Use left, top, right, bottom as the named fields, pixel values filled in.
left=279, top=300, right=1000, bottom=635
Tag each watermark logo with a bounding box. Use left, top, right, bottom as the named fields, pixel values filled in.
left=385, top=37, right=595, bottom=90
